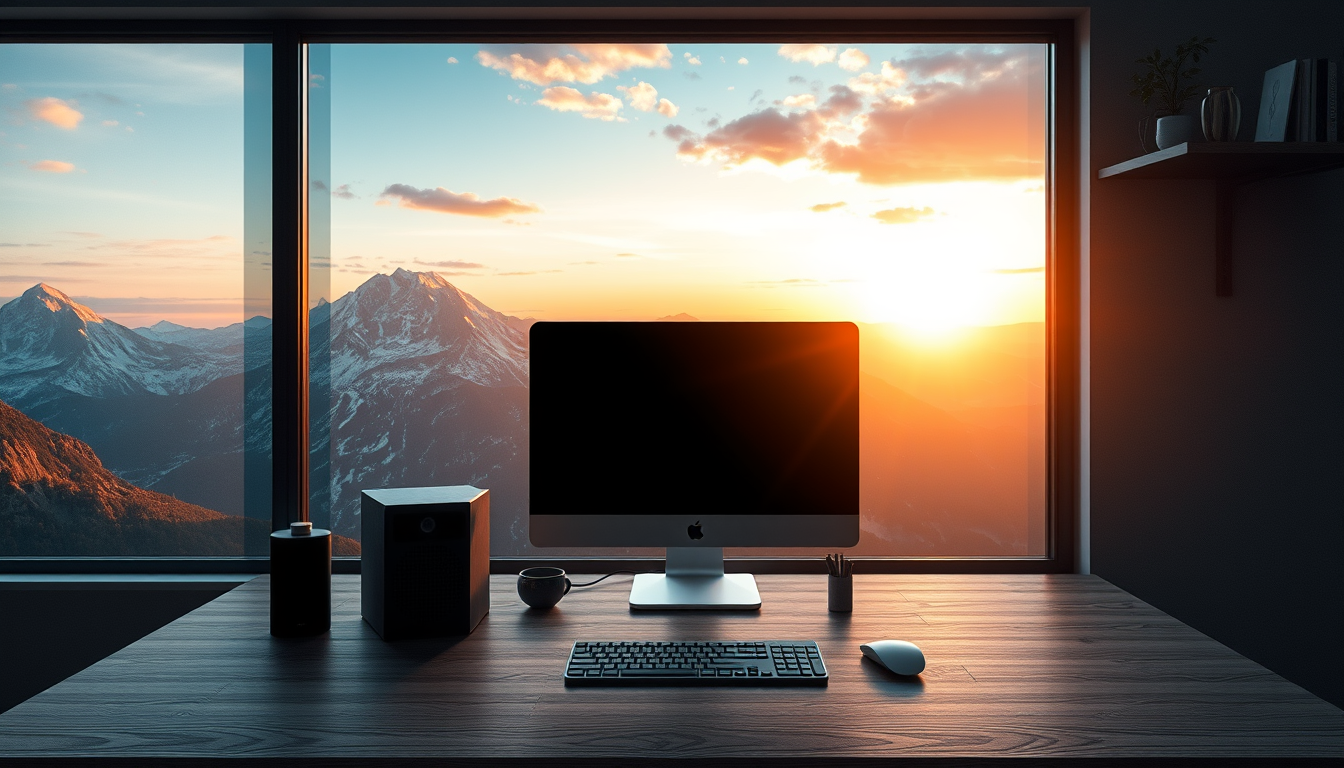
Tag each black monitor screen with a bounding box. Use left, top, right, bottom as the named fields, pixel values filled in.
left=530, top=322, right=858, bottom=518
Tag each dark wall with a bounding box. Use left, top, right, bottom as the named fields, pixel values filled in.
left=1088, top=0, right=1344, bottom=708
left=0, top=585, right=234, bottom=713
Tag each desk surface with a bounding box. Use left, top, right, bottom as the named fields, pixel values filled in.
left=0, top=574, right=1340, bottom=763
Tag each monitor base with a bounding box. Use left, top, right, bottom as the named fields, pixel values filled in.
left=629, top=573, right=762, bottom=610
left=628, top=549, right=761, bottom=610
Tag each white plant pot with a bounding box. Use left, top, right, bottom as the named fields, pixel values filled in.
left=1155, top=115, right=1200, bottom=150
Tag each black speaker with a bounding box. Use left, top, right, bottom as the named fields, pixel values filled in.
left=361, top=486, right=489, bottom=641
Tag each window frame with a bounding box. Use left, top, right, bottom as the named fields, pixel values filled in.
left=0, top=15, right=1080, bottom=575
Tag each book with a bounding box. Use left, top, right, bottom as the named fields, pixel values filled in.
left=1325, top=59, right=1338, bottom=142
left=1296, top=58, right=1313, bottom=141
left=1256, top=59, right=1297, bottom=141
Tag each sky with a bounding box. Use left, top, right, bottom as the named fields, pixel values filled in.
left=1, top=42, right=1047, bottom=333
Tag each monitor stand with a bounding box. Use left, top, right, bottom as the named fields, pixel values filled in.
left=628, top=547, right=761, bottom=610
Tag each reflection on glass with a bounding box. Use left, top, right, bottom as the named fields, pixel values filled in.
left=0, top=44, right=273, bottom=556
left=311, top=43, right=1047, bottom=557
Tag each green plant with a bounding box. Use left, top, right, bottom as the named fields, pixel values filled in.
left=1130, top=36, right=1217, bottom=116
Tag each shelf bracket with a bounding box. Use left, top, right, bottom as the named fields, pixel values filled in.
left=1215, top=181, right=1234, bottom=297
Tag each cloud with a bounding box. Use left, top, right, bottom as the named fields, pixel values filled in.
left=29, top=160, right=76, bottom=173
left=498, top=270, right=563, bottom=276
left=536, top=87, right=624, bottom=121
left=616, top=252, right=641, bottom=258
left=418, top=259, right=486, bottom=269
left=673, top=108, right=827, bottom=167
left=26, top=97, right=83, bottom=129
left=752, top=278, right=824, bottom=287
left=778, top=44, right=836, bottom=65
left=663, top=124, right=696, bottom=143
left=0, top=275, right=93, bottom=283
left=446, top=57, right=459, bottom=64
left=683, top=52, right=702, bottom=66
left=781, top=94, right=816, bottom=108
left=738, top=57, right=749, bottom=65
left=669, top=46, right=1044, bottom=185
left=476, top=44, right=671, bottom=86
left=80, top=235, right=233, bottom=259
left=838, top=48, right=870, bottom=72
left=872, top=206, right=936, bottom=224
left=332, top=184, right=357, bottom=200
left=788, top=75, right=807, bottom=84
left=847, top=61, right=908, bottom=95
left=657, top=98, right=679, bottom=118
left=617, top=82, right=658, bottom=111
left=0, top=243, right=49, bottom=248
left=810, top=201, right=847, bottom=212
left=380, top=184, right=542, bottom=218
left=101, top=119, right=120, bottom=127
left=42, top=260, right=101, bottom=267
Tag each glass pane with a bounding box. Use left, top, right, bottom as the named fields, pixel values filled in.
left=311, top=42, right=1046, bottom=558
left=0, top=44, right=273, bottom=556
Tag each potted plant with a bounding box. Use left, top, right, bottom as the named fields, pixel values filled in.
left=1130, top=36, right=1216, bottom=151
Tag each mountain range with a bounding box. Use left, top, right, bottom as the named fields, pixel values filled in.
left=0, top=269, right=1045, bottom=557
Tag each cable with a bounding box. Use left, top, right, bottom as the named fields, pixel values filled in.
left=569, top=571, right=640, bottom=588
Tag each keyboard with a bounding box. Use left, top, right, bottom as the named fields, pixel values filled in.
left=563, top=640, right=828, bottom=686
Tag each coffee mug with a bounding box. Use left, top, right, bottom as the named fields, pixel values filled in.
left=517, top=567, right=572, bottom=608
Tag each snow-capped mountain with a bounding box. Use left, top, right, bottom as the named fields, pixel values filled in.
left=310, top=269, right=530, bottom=542
left=317, top=268, right=527, bottom=392
left=0, top=284, right=239, bottom=409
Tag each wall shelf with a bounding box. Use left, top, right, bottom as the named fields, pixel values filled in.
left=1099, top=143, right=1344, bottom=295
left=1099, top=142, right=1344, bottom=180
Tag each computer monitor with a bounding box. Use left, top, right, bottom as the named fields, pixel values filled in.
left=529, top=321, right=859, bottom=609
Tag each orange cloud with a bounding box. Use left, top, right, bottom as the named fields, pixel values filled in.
left=656, top=98, right=679, bottom=118
left=778, top=44, right=836, bottom=65
left=674, top=109, right=827, bottom=166
left=781, top=94, right=816, bottom=108
left=810, top=201, right=847, bottom=212
left=872, top=206, right=936, bottom=224
left=29, top=160, right=75, bottom=173
left=536, top=87, right=624, bottom=121
left=26, top=97, right=83, bottom=129
left=476, top=44, right=671, bottom=86
left=380, top=184, right=542, bottom=218
left=670, top=47, right=1045, bottom=185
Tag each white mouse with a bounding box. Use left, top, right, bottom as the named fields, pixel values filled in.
left=860, top=639, right=926, bottom=676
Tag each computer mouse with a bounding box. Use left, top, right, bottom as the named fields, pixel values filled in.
left=860, top=639, right=926, bottom=676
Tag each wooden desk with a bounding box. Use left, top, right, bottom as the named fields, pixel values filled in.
left=0, top=574, right=1340, bottom=764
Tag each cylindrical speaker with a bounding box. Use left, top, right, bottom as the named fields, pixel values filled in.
left=270, top=521, right=332, bottom=637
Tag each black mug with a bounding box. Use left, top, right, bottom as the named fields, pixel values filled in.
left=517, top=567, right=572, bottom=608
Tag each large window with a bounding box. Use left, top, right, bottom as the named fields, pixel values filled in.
left=308, top=41, right=1048, bottom=558
left=0, top=44, right=274, bottom=556
left=0, top=21, right=1077, bottom=569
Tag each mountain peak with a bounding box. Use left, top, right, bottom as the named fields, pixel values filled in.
left=19, top=283, right=103, bottom=324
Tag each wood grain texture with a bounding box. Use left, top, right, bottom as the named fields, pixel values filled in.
left=0, top=574, right=1339, bottom=764
left=1098, top=142, right=1344, bottom=180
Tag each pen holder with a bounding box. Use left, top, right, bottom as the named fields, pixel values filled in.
left=828, top=574, right=853, bottom=613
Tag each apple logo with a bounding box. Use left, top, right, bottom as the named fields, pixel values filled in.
left=687, top=521, right=704, bottom=540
